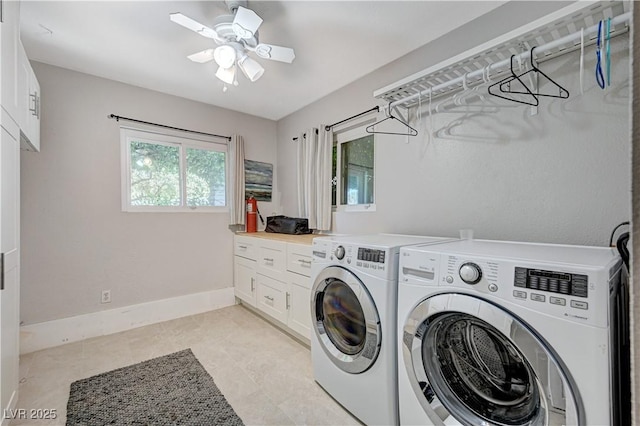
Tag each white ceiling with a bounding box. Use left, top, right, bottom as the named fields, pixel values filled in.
left=20, top=1, right=506, bottom=121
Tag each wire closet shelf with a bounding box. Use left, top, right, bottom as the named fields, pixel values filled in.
left=373, top=1, right=630, bottom=111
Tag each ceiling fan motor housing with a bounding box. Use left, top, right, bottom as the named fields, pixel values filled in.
left=225, top=0, right=248, bottom=14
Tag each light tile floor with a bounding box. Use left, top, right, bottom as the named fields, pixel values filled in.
left=14, top=305, right=360, bottom=425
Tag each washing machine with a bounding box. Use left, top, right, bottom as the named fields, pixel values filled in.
left=397, top=239, right=626, bottom=426
left=310, top=234, right=452, bottom=426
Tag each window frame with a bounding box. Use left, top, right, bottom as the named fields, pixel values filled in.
left=120, top=127, right=229, bottom=213
left=333, top=127, right=376, bottom=213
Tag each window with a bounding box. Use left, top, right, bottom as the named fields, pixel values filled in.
left=120, top=128, right=227, bottom=212
left=332, top=129, right=375, bottom=211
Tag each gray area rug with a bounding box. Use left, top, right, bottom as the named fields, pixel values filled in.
left=66, top=349, right=244, bottom=426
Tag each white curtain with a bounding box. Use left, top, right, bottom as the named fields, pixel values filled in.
left=228, top=134, right=245, bottom=226
left=297, top=126, right=332, bottom=231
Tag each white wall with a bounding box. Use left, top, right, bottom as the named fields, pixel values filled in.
left=20, top=62, right=278, bottom=325
left=277, top=1, right=631, bottom=246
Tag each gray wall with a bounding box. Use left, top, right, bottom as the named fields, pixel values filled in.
left=20, top=62, right=278, bottom=325
left=277, top=1, right=631, bottom=246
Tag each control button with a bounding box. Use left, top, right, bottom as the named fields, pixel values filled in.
left=335, top=246, right=345, bottom=260
left=446, top=276, right=454, bottom=284
left=570, top=300, right=588, bottom=310
left=347, top=258, right=351, bottom=264
left=459, top=263, right=482, bottom=285
left=513, top=290, right=527, bottom=299
left=530, top=293, right=545, bottom=302
left=488, top=283, right=498, bottom=292
left=549, top=296, right=566, bottom=306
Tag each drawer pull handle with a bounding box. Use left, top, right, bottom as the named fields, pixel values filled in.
left=263, top=258, right=274, bottom=263
left=298, top=259, right=312, bottom=266
left=250, top=277, right=255, bottom=292
left=286, top=292, right=290, bottom=309
left=264, top=295, right=274, bottom=301
left=238, top=245, right=248, bottom=249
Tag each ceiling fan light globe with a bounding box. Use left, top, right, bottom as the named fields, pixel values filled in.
left=238, top=55, right=264, bottom=82
left=215, top=65, right=236, bottom=85
left=213, top=45, right=237, bottom=69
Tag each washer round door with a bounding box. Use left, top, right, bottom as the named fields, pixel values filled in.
left=312, top=266, right=381, bottom=374
left=402, top=293, right=582, bottom=426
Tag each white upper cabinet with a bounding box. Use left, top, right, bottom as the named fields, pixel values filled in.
left=17, top=42, right=39, bottom=152
left=1, top=0, right=20, bottom=121
left=3, top=0, right=40, bottom=152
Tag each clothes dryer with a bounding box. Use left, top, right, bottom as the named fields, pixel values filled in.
left=311, top=234, right=451, bottom=425
left=397, top=239, right=624, bottom=426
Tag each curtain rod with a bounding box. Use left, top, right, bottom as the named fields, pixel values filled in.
left=292, top=128, right=318, bottom=142
left=325, top=106, right=380, bottom=131
left=291, top=106, right=380, bottom=141
left=108, top=114, right=232, bottom=141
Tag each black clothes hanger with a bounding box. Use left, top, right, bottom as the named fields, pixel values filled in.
left=499, top=47, right=569, bottom=100
left=366, top=104, right=418, bottom=136
left=488, top=55, right=539, bottom=106
left=488, top=47, right=569, bottom=107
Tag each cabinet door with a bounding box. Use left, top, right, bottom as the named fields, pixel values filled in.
left=287, top=272, right=311, bottom=339
left=255, top=273, right=287, bottom=324
left=0, top=120, right=20, bottom=417
left=234, top=256, right=256, bottom=307
left=25, top=65, right=40, bottom=152
left=1, top=0, right=20, bottom=120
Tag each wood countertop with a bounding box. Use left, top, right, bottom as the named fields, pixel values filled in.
left=235, top=231, right=320, bottom=245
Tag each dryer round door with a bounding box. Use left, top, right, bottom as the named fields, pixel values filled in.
left=312, top=266, right=381, bottom=374
left=402, top=293, right=582, bottom=426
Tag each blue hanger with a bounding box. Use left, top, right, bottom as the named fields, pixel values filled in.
left=595, top=20, right=606, bottom=89
left=606, top=18, right=611, bottom=87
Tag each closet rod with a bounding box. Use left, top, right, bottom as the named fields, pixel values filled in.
left=325, top=106, right=380, bottom=131
left=108, top=114, right=232, bottom=141
left=388, top=11, right=631, bottom=111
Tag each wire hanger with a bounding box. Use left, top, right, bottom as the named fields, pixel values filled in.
left=488, top=54, right=539, bottom=106
left=499, top=47, right=569, bottom=100
left=366, top=103, right=418, bottom=136
left=488, top=47, right=569, bottom=106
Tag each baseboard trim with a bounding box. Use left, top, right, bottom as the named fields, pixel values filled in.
left=20, top=287, right=236, bottom=354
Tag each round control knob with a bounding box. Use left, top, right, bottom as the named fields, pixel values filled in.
left=459, top=262, right=482, bottom=285
left=335, top=246, right=346, bottom=260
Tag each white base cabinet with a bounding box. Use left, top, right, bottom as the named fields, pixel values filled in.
left=233, top=256, right=256, bottom=307
left=233, top=235, right=313, bottom=341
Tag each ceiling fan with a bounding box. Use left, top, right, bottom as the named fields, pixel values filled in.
left=170, top=0, right=295, bottom=88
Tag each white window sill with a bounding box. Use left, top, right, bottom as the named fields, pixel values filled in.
left=123, top=206, right=229, bottom=213
left=334, top=204, right=376, bottom=213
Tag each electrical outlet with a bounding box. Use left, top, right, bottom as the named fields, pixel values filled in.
left=101, top=290, right=111, bottom=304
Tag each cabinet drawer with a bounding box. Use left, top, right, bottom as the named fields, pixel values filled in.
left=235, top=235, right=257, bottom=260
left=287, top=243, right=312, bottom=277
left=257, top=240, right=286, bottom=281
left=256, top=273, right=288, bottom=324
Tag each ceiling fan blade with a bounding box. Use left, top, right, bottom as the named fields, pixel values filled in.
left=232, top=6, right=263, bottom=39
left=170, top=13, right=219, bottom=40
left=187, top=49, right=215, bottom=63
left=255, top=44, right=295, bottom=63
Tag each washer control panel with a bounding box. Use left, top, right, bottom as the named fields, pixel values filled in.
left=514, top=267, right=588, bottom=298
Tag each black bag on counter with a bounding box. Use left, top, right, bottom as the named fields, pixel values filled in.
left=265, top=215, right=313, bottom=235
